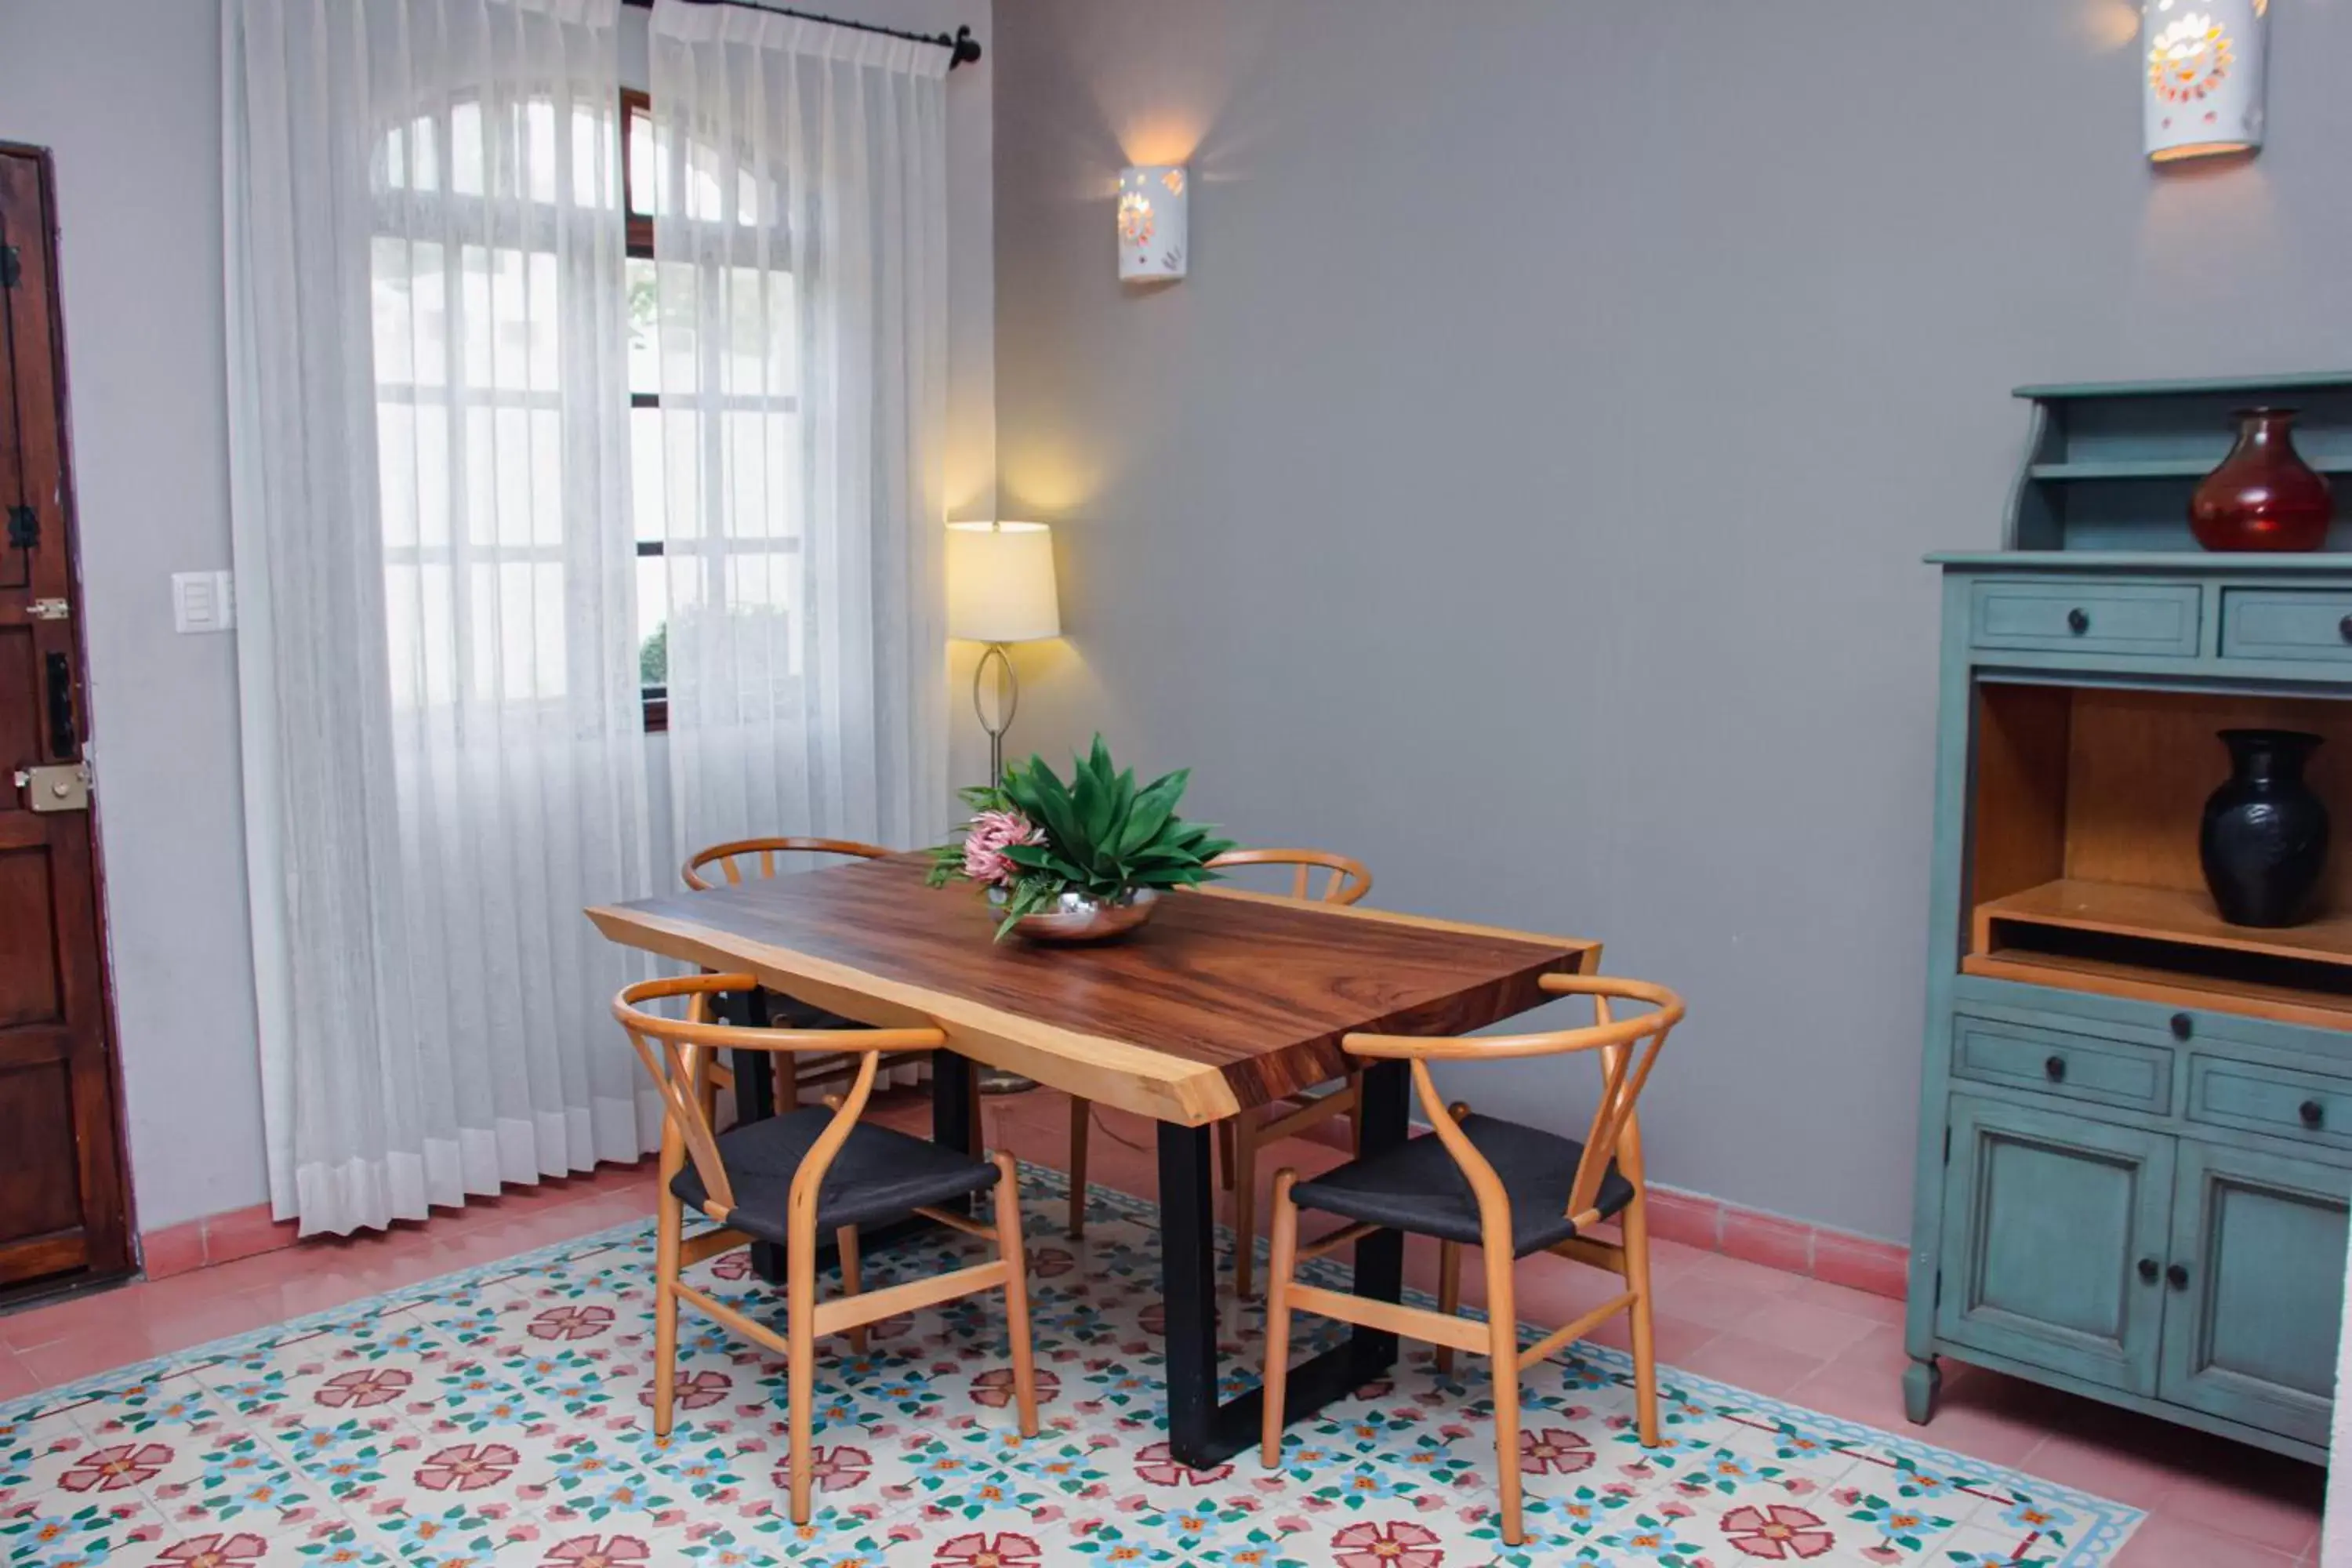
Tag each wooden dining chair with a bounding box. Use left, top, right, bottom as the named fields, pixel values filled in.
left=1060, top=847, right=1372, bottom=1264
left=681, top=837, right=918, bottom=1102
left=1257, top=973, right=1683, bottom=1548
left=614, top=971, right=1039, bottom=1524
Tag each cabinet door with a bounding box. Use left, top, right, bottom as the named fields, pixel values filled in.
left=1937, top=1097, right=2172, bottom=1396
left=2157, top=1142, right=2348, bottom=1446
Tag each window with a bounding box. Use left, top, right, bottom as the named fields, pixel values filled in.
left=623, top=91, right=803, bottom=732
left=372, top=99, right=608, bottom=717
left=369, top=91, right=800, bottom=732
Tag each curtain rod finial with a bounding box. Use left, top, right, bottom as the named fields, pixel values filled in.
left=950, top=24, right=982, bottom=68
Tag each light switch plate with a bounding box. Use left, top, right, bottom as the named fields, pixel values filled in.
left=172, top=569, right=236, bottom=634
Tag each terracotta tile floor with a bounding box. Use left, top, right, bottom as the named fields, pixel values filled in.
left=2, top=1088, right=2325, bottom=1565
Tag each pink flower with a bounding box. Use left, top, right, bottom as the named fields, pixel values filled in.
left=961, top=810, right=1044, bottom=887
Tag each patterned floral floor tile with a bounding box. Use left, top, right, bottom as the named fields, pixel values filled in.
left=2, top=1170, right=2139, bottom=1566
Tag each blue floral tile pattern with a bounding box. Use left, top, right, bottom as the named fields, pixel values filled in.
left=0, top=1168, right=2139, bottom=1566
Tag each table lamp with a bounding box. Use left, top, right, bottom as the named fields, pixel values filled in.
left=947, top=521, right=1061, bottom=786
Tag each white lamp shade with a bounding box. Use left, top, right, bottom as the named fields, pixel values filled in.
left=2143, top=0, right=2267, bottom=163
left=947, top=522, right=1062, bottom=643
left=1118, top=165, right=1189, bottom=281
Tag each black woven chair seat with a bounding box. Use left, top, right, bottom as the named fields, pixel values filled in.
left=673, top=1109, right=998, bottom=1242
left=1291, top=1112, right=1633, bottom=1257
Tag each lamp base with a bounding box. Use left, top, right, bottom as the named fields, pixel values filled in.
left=974, top=641, right=1018, bottom=786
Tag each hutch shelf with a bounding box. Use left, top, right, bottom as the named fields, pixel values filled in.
left=1907, top=373, right=2352, bottom=1462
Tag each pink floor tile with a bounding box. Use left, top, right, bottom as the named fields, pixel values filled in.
left=1580, top=1305, right=1719, bottom=1366
left=2153, top=1454, right=2324, bottom=1556
left=2114, top=1513, right=2302, bottom=1566
left=1727, top=1291, right=1884, bottom=1361
left=1782, top=1274, right=1907, bottom=1326
left=0, top=1345, right=36, bottom=1399
left=1667, top=1329, right=1829, bottom=1399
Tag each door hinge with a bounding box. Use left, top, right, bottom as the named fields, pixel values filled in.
left=14, top=760, right=89, bottom=813
left=1933, top=1268, right=1943, bottom=1308
left=6, top=506, right=36, bottom=549
left=27, top=597, right=67, bottom=620
left=0, top=246, right=19, bottom=289
left=1943, top=1127, right=1951, bottom=1164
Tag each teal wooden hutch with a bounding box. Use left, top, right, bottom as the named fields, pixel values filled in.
left=1907, top=372, right=2352, bottom=1461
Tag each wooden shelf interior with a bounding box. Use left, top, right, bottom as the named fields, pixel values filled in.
left=2014, top=380, right=2352, bottom=551
left=1968, top=684, right=2352, bottom=1026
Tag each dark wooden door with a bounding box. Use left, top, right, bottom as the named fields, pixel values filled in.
left=0, top=146, right=129, bottom=1290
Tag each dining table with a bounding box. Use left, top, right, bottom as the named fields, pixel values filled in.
left=586, top=851, right=1598, bottom=1468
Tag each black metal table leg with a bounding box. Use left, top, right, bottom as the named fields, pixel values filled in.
left=1159, top=1058, right=1410, bottom=1470
left=714, top=989, right=787, bottom=1283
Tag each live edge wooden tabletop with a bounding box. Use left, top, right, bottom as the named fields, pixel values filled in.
left=586, top=853, right=1599, bottom=1127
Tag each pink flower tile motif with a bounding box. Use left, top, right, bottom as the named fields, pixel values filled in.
left=414, top=1442, right=521, bottom=1493
left=1331, top=1518, right=1444, bottom=1568
left=773, top=1443, right=870, bottom=1496
left=60, top=1442, right=173, bottom=1493
left=1721, top=1501, right=1838, bottom=1559
left=637, top=1369, right=726, bottom=1411
left=1518, top=1426, right=1594, bottom=1476
left=0, top=1170, right=2145, bottom=1568
left=934, top=1528, right=1045, bottom=1567
left=539, top=1532, right=651, bottom=1566
left=152, top=1530, right=272, bottom=1566
left=314, top=1370, right=409, bottom=1410
left=526, top=1308, right=612, bottom=1343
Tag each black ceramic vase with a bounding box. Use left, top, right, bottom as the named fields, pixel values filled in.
left=2198, top=729, right=2331, bottom=928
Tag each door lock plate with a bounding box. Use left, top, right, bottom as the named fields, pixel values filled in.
left=15, top=761, right=89, bottom=812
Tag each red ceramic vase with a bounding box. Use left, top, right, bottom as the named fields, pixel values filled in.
left=2190, top=407, right=2334, bottom=552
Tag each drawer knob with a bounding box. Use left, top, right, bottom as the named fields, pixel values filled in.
left=2169, top=1012, right=2193, bottom=1041
left=2067, top=608, right=2090, bottom=634
left=2301, top=1098, right=2325, bottom=1128
left=2043, top=1054, right=2067, bottom=1083
left=2340, top=614, right=2352, bottom=644
left=2137, top=1256, right=2159, bottom=1283
left=2166, top=1261, right=2190, bottom=1290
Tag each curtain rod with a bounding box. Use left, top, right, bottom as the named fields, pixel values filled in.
left=620, top=0, right=982, bottom=68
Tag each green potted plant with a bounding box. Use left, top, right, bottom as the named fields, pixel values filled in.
left=929, top=735, right=1235, bottom=942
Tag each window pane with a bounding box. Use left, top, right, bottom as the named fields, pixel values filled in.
left=372, top=238, right=449, bottom=387
left=376, top=402, right=452, bottom=550
left=385, top=562, right=457, bottom=709
left=630, top=407, right=666, bottom=543
left=460, top=405, right=562, bottom=549
left=720, top=411, right=797, bottom=539
left=461, top=247, right=560, bottom=392
left=720, top=266, right=795, bottom=397
left=637, top=555, right=668, bottom=688
left=627, top=256, right=659, bottom=396
left=466, top=560, right=567, bottom=703
left=627, top=103, right=655, bottom=216
left=632, top=405, right=705, bottom=542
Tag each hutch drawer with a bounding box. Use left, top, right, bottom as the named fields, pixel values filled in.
left=1952, top=1013, right=2172, bottom=1114
left=2187, top=1054, right=2352, bottom=1151
left=1967, top=580, right=2201, bottom=657
left=2217, top=588, right=2352, bottom=665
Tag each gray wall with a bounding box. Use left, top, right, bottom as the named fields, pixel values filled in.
left=0, top=0, right=996, bottom=1234
left=991, top=0, right=2352, bottom=1240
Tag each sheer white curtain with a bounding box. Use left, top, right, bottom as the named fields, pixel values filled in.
left=225, top=0, right=659, bottom=1236
left=645, top=2, right=949, bottom=858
